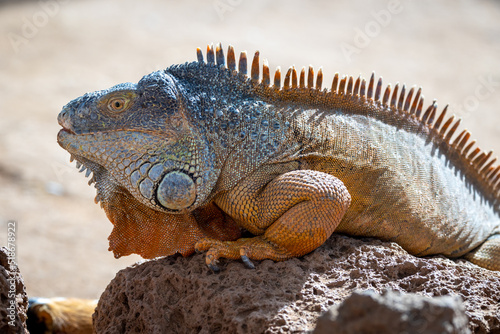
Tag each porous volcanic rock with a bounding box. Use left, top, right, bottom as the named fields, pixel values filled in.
left=313, top=290, right=470, bottom=334
left=93, top=235, right=500, bottom=333
left=0, top=247, right=28, bottom=334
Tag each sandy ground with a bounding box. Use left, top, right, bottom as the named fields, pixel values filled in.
left=0, top=0, right=499, bottom=299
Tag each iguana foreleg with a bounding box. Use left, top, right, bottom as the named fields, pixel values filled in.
left=195, top=169, right=351, bottom=270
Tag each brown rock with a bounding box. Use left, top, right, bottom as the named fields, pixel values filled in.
left=0, top=247, right=28, bottom=334
left=313, top=290, right=470, bottom=334
left=93, top=235, right=500, bottom=333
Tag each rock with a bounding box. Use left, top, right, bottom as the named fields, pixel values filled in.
left=93, top=235, right=500, bottom=333
left=0, top=247, right=28, bottom=334
left=313, top=290, right=470, bottom=334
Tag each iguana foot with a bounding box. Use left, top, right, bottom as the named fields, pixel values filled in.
left=195, top=236, right=292, bottom=271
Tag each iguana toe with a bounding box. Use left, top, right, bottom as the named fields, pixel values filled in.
left=240, top=252, right=256, bottom=269
left=205, top=254, right=220, bottom=273
left=195, top=236, right=296, bottom=270
left=195, top=237, right=267, bottom=270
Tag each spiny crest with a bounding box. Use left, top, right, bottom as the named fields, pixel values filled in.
left=196, top=43, right=500, bottom=200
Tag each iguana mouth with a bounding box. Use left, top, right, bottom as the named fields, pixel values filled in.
left=58, top=127, right=76, bottom=135
left=58, top=127, right=102, bottom=183
left=57, top=129, right=96, bottom=175
left=57, top=128, right=77, bottom=143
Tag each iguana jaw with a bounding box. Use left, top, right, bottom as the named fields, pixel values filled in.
left=57, top=128, right=215, bottom=214
left=57, top=128, right=113, bottom=205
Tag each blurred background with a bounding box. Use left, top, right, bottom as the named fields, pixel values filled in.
left=0, top=0, right=499, bottom=299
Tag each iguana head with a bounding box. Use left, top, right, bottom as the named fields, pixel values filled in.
left=57, top=70, right=217, bottom=214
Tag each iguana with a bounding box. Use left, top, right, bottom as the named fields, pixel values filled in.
left=57, top=43, right=500, bottom=272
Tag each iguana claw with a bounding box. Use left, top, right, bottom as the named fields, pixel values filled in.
left=195, top=238, right=258, bottom=271
left=205, top=254, right=220, bottom=272
left=240, top=254, right=255, bottom=269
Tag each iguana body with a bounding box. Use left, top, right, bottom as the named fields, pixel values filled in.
left=57, top=44, right=500, bottom=271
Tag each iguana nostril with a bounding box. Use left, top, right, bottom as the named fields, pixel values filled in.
left=156, top=171, right=196, bottom=211
left=57, top=110, right=65, bottom=125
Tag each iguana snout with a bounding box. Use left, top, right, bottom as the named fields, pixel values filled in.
left=57, top=82, right=138, bottom=135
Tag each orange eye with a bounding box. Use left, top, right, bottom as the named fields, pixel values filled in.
left=107, top=97, right=128, bottom=112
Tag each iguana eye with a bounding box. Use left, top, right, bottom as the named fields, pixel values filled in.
left=107, top=97, right=128, bottom=113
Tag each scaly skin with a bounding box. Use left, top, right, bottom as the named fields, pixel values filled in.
left=57, top=43, right=500, bottom=271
